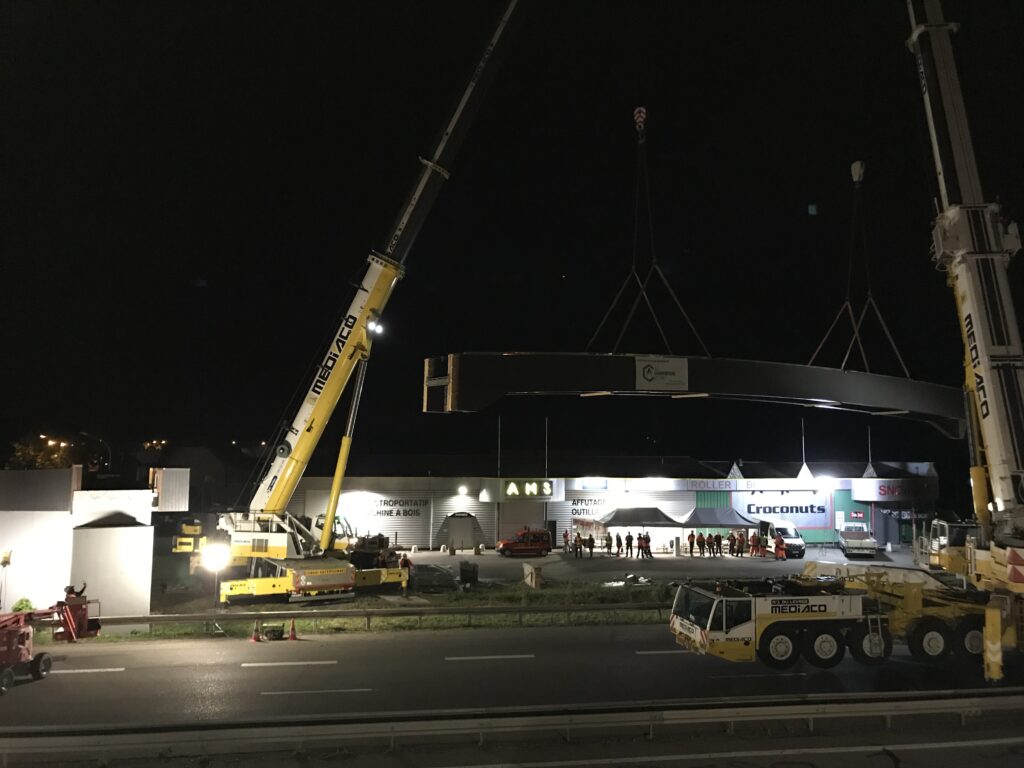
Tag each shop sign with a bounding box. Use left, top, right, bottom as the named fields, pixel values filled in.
left=500, top=479, right=554, bottom=501
left=850, top=478, right=937, bottom=503
left=635, top=356, right=688, bottom=392
left=568, top=496, right=608, bottom=517
left=734, top=490, right=831, bottom=528
left=373, top=497, right=430, bottom=518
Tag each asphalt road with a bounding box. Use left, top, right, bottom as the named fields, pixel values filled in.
left=2, top=623, right=1007, bottom=729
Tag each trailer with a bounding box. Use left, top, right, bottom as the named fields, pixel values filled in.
left=669, top=567, right=988, bottom=670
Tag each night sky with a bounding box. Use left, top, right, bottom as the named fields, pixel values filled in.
left=4, top=2, right=1024, bottom=502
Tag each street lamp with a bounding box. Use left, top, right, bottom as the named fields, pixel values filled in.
left=200, top=542, right=231, bottom=610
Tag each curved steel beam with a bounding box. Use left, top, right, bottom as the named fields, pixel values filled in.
left=423, top=353, right=965, bottom=438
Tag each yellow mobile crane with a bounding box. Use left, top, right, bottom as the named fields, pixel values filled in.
left=905, top=0, right=1024, bottom=681
left=213, top=1, right=520, bottom=603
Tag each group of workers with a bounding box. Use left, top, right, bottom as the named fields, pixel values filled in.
left=687, top=530, right=787, bottom=560
left=562, top=530, right=655, bottom=558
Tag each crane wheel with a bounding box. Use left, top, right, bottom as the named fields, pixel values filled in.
left=802, top=626, right=846, bottom=669
left=909, top=618, right=953, bottom=663
left=952, top=615, right=984, bottom=659
left=30, top=653, right=52, bottom=680
left=757, top=625, right=801, bottom=669
left=0, top=667, right=13, bottom=696
left=847, top=624, right=893, bottom=666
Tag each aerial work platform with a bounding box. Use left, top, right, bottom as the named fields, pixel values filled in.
left=422, top=353, right=965, bottom=437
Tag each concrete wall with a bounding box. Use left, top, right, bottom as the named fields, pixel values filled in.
left=71, top=526, right=153, bottom=635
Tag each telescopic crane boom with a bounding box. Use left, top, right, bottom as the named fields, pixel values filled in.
left=218, top=1, right=519, bottom=587
left=906, top=0, right=1024, bottom=681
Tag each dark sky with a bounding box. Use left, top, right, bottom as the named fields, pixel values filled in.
left=4, top=2, right=1024, bottom=499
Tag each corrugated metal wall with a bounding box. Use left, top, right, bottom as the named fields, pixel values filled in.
left=434, top=496, right=496, bottom=547
left=696, top=490, right=730, bottom=509
left=623, top=490, right=696, bottom=520
left=496, top=501, right=545, bottom=541
left=154, top=468, right=190, bottom=512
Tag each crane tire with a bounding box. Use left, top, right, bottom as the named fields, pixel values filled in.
left=847, top=624, right=893, bottom=666
left=757, top=625, right=801, bottom=669
left=802, top=626, right=846, bottom=669
left=952, top=615, right=984, bottom=659
left=908, top=618, right=953, bottom=663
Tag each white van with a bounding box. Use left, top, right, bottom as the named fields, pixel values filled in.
left=749, top=515, right=807, bottom=559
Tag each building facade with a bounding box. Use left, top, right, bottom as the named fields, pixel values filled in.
left=293, top=462, right=938, bottom=552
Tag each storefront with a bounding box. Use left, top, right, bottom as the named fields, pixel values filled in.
left=291, top=468, right=938, bottom=551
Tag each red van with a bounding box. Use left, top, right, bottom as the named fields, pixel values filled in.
left=496, top=529, right=552, bottom=557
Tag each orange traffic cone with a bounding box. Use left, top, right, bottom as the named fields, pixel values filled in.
left=288, top=617, right=297, bottom=641
left=250, top=620, right=261, bottom=642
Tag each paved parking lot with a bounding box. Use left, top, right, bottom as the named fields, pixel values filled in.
left=404, top=542, right=911, bottom=586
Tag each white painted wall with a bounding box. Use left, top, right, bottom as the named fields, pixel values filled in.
left=72, top=489, right=154, bottom=524
left=1, top=511, right=78, bottom=612
left=71, top=526, right=153, bottom=635
left=0, top=489, right=154, bottom=613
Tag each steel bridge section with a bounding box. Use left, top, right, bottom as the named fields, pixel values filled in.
left=423, top=353, right=966, bottom=438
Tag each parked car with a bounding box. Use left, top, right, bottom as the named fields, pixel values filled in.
left=496, top=529, right=552, bottom=557
left=838, top=523, right=878, bottom=558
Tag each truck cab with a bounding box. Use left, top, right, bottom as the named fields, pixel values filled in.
left=669, top=582, right=757, bottom=662
left=669, top=578, right=891, bottom=669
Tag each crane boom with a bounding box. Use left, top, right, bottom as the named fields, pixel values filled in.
left=907, top=0, right=1024, bottom=542
left=248, top=0, right=519, bottom=520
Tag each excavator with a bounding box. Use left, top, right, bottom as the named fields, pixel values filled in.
left=203, top=0, right=520, bottom=603
left=905, top=0, right=1024, bottom=682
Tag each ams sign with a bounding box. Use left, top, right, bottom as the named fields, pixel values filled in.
left=502, top=479, right=554, bottom=500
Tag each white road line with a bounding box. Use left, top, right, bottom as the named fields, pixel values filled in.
left=240, top=661, right=338, bottom=668
left=439, top=734, right=1024, bottom=768
left=444, top=654, right=535, bottom=661
left=51, top=667, right=126, bottom=674
left=634, top=650, right=686, bottom=655
left=260, top=688, right=373, bottom=696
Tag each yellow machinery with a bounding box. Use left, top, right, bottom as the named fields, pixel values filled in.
left=905, top=0, right=1024, bottom=681
left=669, top=565, right=988, bottom=670
left=208, top=1, right=520, bottom=603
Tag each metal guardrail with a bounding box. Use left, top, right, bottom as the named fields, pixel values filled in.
left=2, top=689, right=1022, bottom=760
left=89, top=601, right=672, bottom=630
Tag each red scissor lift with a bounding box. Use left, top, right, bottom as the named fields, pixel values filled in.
left=0, top=591, right=101, bottom=695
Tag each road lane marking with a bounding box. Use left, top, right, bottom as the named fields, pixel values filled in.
left=634, top=650, right=686, bottom=655
left=241, top=661, right=338, bottom=668
left=51, top=667, right=126, bottom=674
left=444, top=654, right=535, bottom=661
left=260, top=688, right=373, bottom=696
